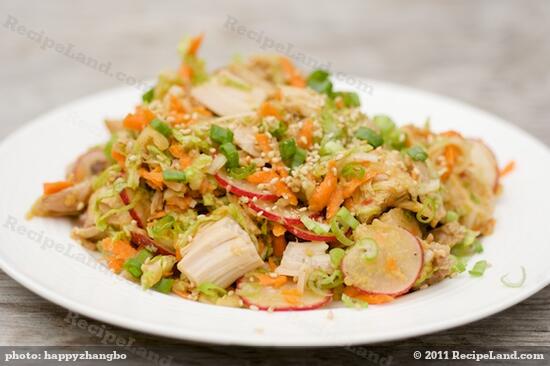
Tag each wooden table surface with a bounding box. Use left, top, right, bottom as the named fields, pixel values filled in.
left=1, top=0, right=549, bottom=362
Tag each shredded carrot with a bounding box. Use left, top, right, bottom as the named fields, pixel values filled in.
left=186, top=33, right=204, bottom=56
left=168, top=144, right=185, bottom=158
left=123, top=106, right=155, bottom=131
left=246, top=170, right=278, bottom=184
left=139, top=168, right=164, bottom=190
left=500, top=160, right=515, bottom=177
left=326, top=186, right=344, bottom=220
left=309, top=161, right=338, bottom=212
left=258, top=102, right=282, bottom=120
left=342, top=173, right=374, bottom=198
left=199, top=178, right=213, bottom=194
left=272, top=222, right=286, bottom=237
left=178, top=64, right=192, bottom=81
left=273, top=235, right=287, bottom=257
left=343, top=287, right=395, bottom=304
left=272, top=88, right=283, bottom=101
left=111, top=150, right=126, bottom=168
left=256, top=273, right=288, bottom=288
left=297, top=118, right=314, bottom=149
left=179, top=155, right=193, bottom=169
left=273, top=181, right=297, bottom=205
left=267, top=257, right=278, bottom=271
left=442, top=144, right=461, bottom=181
left=193, top=105, right=213, bottom=117
left=279, top=57, right=306, bottom=88
left=148, top=210, right=167, bottom=221
left=43, top=181, right=74, bottom=195
left=173, top=289, right=189, bottom=299
left=175, top=248, right=182, bottom=261
left=165, top=195, right=193, bottom=211
left=170, top=95, right=186, bottom=115
left=281, top=288, right=301, bottom=305
left=101, top=238, right=137, bottom=273
left=441, top=130, right=463, bottom=138
left=255, top=133, right=272, bottom=153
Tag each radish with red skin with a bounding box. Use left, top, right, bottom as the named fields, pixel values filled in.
left=247, top=200, right=309, bottom=226
left=236, top=276, right=332, bottom=311
left=468, top=139, right=499, bottom=192
left=342, top=220, right=423, bottom=296
left=284, top=222, right=336, bottom=242
left=215, top=171, right=278, bottom=201
left=130, top=230, right=174, bottom=256
left=119, top=189, right=145, bottom=229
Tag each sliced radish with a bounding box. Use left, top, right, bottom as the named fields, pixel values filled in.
left=342, top=220, right=423, bottom=296
left=119, top=189, right=145, bottom=229
left=215, top=171, right=278, bottom=201
left=130, top=230, right=174, bottom=256
left=468, top=139, right=499, bottom=192
left=284, top=223, right=336, bottom=242
left=236, top=276, right=331, bottom=311
left=247, top=200, right=309, bottom=226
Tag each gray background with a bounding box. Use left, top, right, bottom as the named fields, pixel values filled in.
left=0, top=0, right=548, bottom=363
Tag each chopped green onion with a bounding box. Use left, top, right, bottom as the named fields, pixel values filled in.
left=154, top=278, right=174, bottom=293
left=355, top=127, right=383, bottom=148
left=219, top=142, right=239, bottom=168
left=291, top=148, right=307, bottom=168
left=469, top=260, right=488, bottom=277
left=357, top=238, right=378, bottom=260
left=372, top=115, right=395, bottom=134
left=197, top=282, right=227, bottom=298
left=339, top=92, right=361, bottom=107
left=406, top=146, right=429, bottom=161
left=341, top=294, right=368, bottom=309
left=162, top=169, right=187, bottom=182
left=319, top=140, right=344, bottom=156
left=335, top=207, right=360, bottom=230
left=123, top=249, right=152, bottom=278
left=500, top=266, right=526, bottom=288
left=451, top=256, right=467, bottom=273
left=341, top=163, right=366, bottom=179
left=279, top=139, right=297, bottom=162
left=269, top=120, right=287, bottom=139
left=229, top=165, right=256, bottom=180
left=330, top=219, right=354, bottom=246
left=301, top=216, right=330, bottom=235
left=445, top=210, right=459, bottom=223
left=150, top=119, right=172, bottom=137
left=307, top=69, right=333, bottom=95
left=142, top=87, right=154, bottom=103
left=329, top=248, right=346, bottom=268
left=210, top=124, right=234, bottom=145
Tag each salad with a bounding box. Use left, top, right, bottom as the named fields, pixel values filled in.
left=30, top=35, right=501, bottom=311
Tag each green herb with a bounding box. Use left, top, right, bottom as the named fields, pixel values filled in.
left=341, top=163, right=366, bottom=179
left=301, top=216, right=330, bottom=235
left=269, top=120, right=287, bottom=139
left=330, top=219, right=354, bottom=246
left=329, top=248, right=346, bottom=268
left=335, top=207, right=359, bottom=230
left=279, top=139, right=297, bottom=161
left=469, top=260, right=488, bottom=277
left=197, top=282, right=227, bottom=298
left=142, top=87, right=155, bottom=103
left=229, top=165, right=256, bottom=180
left=357, top=238, right=378, bottom=261
left=162, top=169, right=187, bottom=182
left=500, top=266, right=526, bottom=288
left=307, top=69, right=333, bottom=95
left=123, top=249, right=152, bottom=278
left=210, top=124, right=234, bottom=145
left=341, top=294, right=369, bottom=309
left=355, top=127, right=383, bottom=148
left=373, top=115, right=395, bottom=134
left=338, top=92, right=361, bottom=107
left=406, top=146, right=428, bottom=161
left=445, top=210, right=459, bottom=223
left=220, top=142, right=239, bottom=169
left=154, top=278, right=174, bottom=293
left=291, top=148, right=307, bottom=168
left=150, top=119, right=172, bottom=137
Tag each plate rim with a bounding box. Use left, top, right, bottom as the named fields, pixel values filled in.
left=1, top=77, right=549, bottom=347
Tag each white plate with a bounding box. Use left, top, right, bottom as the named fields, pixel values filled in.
left=1, top=79, right=549, bottom=347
